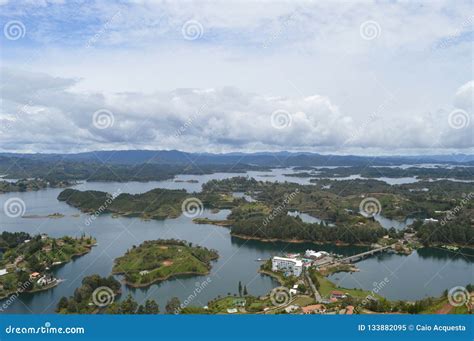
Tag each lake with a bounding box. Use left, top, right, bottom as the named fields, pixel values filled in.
left=0, top=171, right=472, bottom=313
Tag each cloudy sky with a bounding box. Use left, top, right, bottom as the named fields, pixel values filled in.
left=0, top=0, right=472, bottom=155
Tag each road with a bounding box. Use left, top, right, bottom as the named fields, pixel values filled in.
left=305, top=272, right=322, bottom=303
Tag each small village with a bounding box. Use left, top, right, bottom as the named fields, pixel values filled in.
left=0, top=233, right=95, bottom=299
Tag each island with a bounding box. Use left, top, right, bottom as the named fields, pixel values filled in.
left=0, top=178, right=73, bottom=193
left=56, top=275, right=122, bottom=314
left=200, top=177, right=474, bottom=248
left=0, top=231, right=96, bottom=300
left=112, top=239, right=218, bottom=287
left=57, top=188, right=189, bottom=220
left=57, top=187, right=243, bottom=220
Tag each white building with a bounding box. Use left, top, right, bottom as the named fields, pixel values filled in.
left=272, top=257, right=303, bottom=277
left=305, top=250, right=329, bottom=259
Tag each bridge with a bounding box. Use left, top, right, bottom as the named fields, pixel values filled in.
left=339, top=245, right=392, bottom=263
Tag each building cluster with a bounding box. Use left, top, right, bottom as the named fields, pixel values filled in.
left=271, top=249, right=333, bottom=277
left=282, top=302, right=354, bottom=315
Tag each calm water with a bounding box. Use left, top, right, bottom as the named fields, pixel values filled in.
left=374, top=215, right=415, bottom=230
left=328, top=247, right=474, bottom=301
left=0, top=172, right=472, bottom=313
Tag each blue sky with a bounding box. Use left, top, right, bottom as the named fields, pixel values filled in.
left=0, top=0, right=472, bottom=154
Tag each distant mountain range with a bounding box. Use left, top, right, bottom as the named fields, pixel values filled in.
left=1, top=150, right=473, bottom=167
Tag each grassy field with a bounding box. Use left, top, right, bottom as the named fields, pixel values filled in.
left=317, top=273, right=381, bottom=299
left=113, top=240, right=218, bottom=287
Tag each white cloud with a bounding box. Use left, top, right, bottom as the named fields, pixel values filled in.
left=0, top=68, right=471, bottom=154
left=0, top=1, right=472, bottom=154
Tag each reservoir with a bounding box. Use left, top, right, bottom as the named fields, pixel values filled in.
left=0, top=171, right=472, bottom=313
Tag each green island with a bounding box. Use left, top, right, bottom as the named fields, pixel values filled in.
left=0, top=231, right=96, bottom=300
left=0, top=178, right=73, bottom=193
left=112, top=239, right=218, bottom=287
left=200, top=177, right=474, bottom=248
left=57, top=275, right=121, bottom=314
left=287, top=165, right=474, bottom=181
left=57, top=187, right=244, bottom=220
left=58, top=176, right=473, bottom=248
left=57, top=274, right=180, bottom=314
left=192, top=217, right=234, bottom=227
left=58, top=188, right=189, bottom=219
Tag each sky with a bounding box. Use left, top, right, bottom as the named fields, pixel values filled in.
left=0, top=0, right=472, bottom=155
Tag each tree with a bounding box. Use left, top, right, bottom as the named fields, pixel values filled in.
left=238, top=281, right=242, bottom=296
left=56, top=297, right=69, bottom=312
left=165, top=297, right=181, bottom=314
left=118, top=294, right=139, bottom=314
left=143, top=299, right=159, bottom=314
left=243, top=285, right=248, bottom=296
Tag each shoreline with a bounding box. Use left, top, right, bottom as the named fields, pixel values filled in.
left=0, top=242, right=96, bottom=302
left=230, top=233, right=373, bottom=247
left=112, top=253, right=218, bottom=288
left=231, top=233, right=473, bottom=250
left=114, top=270, right=212, bottom=288
left=0, top=279, right=62, bottom=301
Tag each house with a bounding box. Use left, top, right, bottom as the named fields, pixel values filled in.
left=226, top=308, right=238, bottom=314
left=37, top=275, right=56, bottom=286
left=30, top=272, right=41, bottom=279
left=345, top=305, right=354, bottom=315
left=305, top=250, right=329, bottom=259
left=330, top=290, right=346, bottom=300
left=139, top=270, right=150, bottom=276
left=42, top=245, right=52, bottom=252
left=0, top=269, right=8, bottom=276
left=284, top=305, right=299, bottom=313
left=423, top=218, right=439, bottom=224
left=290, top=284, right=300, bottom=295
left=271, top=257, right=303, bottom=277
left=302, top=304, right=326, bottom=314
